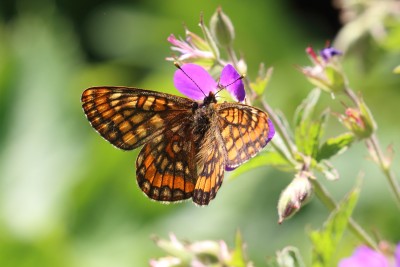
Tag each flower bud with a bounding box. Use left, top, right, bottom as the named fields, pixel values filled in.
left=210, top=7, right=235, bottom=47
left=277, top=174, right=313, bottom=224
left=339, top=98, right=377, bottom=139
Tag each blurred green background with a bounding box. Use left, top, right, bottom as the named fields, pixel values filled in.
left=0, top=0, right=399, bottom=266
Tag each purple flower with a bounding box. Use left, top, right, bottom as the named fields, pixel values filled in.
left=339, top=246, right=388, bottom=267
left=267, top=119, right=275, bottom=143
left=339, top=244, right=400, bottom=267
left=320, top=47, right=342, bottom=62
left=173, top=63, right=245, bottom=102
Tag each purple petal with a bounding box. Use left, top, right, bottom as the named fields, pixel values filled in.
left=395, top=243, right=400, bottom=267
left=225, top=166, right=236, bottom=171
left=339, top=246, right=389, bottom=267
left=320, top=47, right=342, bottom=62
left=219, top=64, right=245, bottom=102
left=173, top=64, right=216, bottom=100
left=267, top=119, right=275, bottom=143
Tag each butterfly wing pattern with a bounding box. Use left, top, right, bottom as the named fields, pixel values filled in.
left=81, top=87, right=193, bottom=150
left=217, top=103, right=271, bottom=171
left=82, top=86, right=272, bottom=205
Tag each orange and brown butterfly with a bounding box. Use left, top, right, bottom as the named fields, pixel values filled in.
left=81, top=63, right=275, bottom=205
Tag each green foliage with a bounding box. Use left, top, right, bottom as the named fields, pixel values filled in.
left=309, top=184, right=360, bottom=267
left=317, top=133, right=355, bottom=161
left=294, top=89, right=331, bottom=160
left=227, top=231, right=248, bottom=267
left=250, top=64, right=273, bottom=96
left=228, top=151, right=294, bottom=180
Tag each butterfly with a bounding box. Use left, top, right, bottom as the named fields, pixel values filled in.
left=81, top=64, right=274, bottom=205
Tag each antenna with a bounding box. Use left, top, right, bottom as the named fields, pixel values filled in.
left=215, top=73, right=246, bottom=95
left=174, top=62, right=206, bottom=97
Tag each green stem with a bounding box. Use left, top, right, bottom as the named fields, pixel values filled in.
left=344, top=87, right=359, bottom=106
left=311, top=179, right=379, bottom=250
left=367, top=135, right=400, bottom=207
left=345, top=87, right=400, bottom=208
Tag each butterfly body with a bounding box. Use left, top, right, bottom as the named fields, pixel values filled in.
left=82, top=86, right=272, bottom=205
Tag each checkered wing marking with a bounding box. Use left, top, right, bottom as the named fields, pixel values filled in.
left=81, top=87, right=193, bottom=150
left=217, top=103, right=271, bottom=170
left=192, top=137, right=226, bottom=206
left=136, top=122, right=197, bottom=202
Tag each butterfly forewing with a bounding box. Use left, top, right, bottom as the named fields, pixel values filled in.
left=136, top=121, right=197, bottom=202
left=81, top=87, right=193, bottom=150
left=217, top=103, right=271, bottom=170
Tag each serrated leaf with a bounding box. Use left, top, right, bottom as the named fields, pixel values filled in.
left=294, top=89, right=321, bottom=127
left=227, top=151, right=295, bottom=180
left=295, top=110, right=329, bottom=158
left=317, top=132, right=355, bottom=161
left=309, top=183, right=361, bottom=267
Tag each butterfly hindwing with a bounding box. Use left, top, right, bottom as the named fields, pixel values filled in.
left=81, top=87, right=193, bottom=150
left=136, top=121, right=197, bottom=202
left=192, top=124, right=226, bottom=206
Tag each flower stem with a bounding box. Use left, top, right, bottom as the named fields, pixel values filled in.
left=367, top=134, right=400, bottom=207
left=311, top=179, right=379, bottom=250
left=345, top=87, right=400, bottom=208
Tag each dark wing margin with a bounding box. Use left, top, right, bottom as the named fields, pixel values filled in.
left=217, top=103, right=271, bottom=170
left=81, top=86, right=194, bottom=150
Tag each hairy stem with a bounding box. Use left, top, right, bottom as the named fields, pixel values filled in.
left=345, top=87, right=400, bottom=207
left=367, top=134, right=400, bottom=207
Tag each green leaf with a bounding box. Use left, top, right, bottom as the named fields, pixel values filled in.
left=317, top=132, right=355, bottom=161
left=227, top=151, right=295, bottom=181
left=250, top=64, right=273, bottom=95
left=227, top=230, right=247, bottom=267
left=309, top=183, right=361, bottom=267
left=295, top=110, right=329, bottom=158
left=294, top=88, right=321, bottom=127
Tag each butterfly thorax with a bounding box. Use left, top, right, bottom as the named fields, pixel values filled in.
left=191, top=92, right=219, bottom=147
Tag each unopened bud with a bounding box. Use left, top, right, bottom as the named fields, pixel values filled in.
left=339, top=98, right=377, bottom=140
left=210, top=7, right=235, bottom=47
left=278, top=174, right=313, bottom=224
